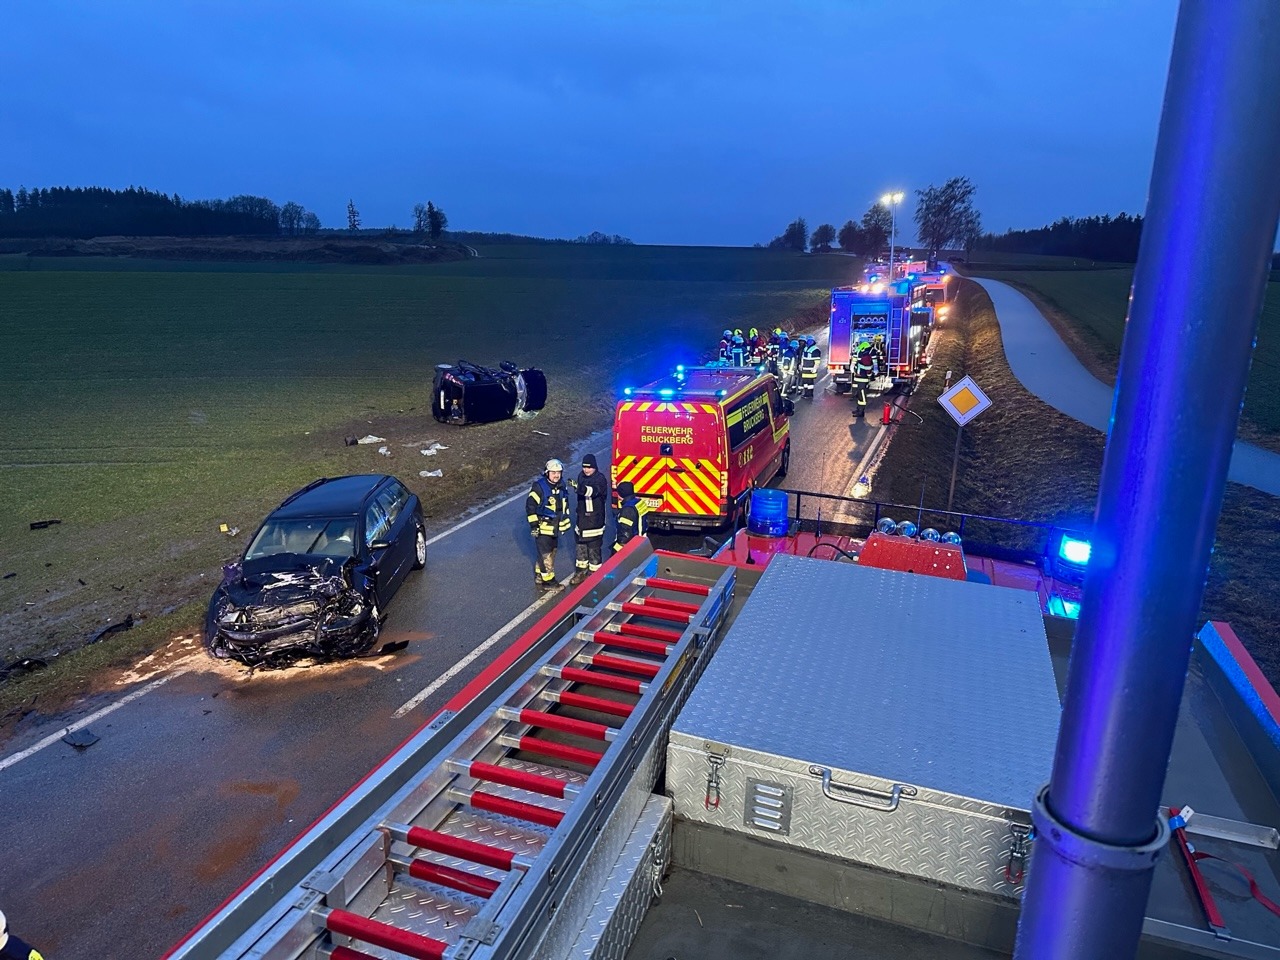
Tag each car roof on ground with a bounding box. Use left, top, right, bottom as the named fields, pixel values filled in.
left=272, top=475, right=389, bottom=519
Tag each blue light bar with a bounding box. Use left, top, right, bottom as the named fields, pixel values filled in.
left=623, top=387, right=633, bottom=396
left=658, top=388, right=675, bottom=397
left=676, top=364, right=685, bottom=373
left=1058, top=534, right=1092, bottom=566
left=716, top=389, right=726, bottom=397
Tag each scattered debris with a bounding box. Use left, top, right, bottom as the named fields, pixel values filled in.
left=356, top=434, right=386, bottom=445
left=532, top=430, right=551, bottom=436
left=420, top=443, right=450, bottom=456
left=87, top=615, right=135, bottom=645
left=378, top=640, right=410, bottom=655
left=2, top=572, right=15, bottom=580
left=62, top=728, right=100, bottom=750
left=111, top=584, right=125, bottom=591
left=419, top=469, right=444, bottom=478
left=219, top=523, right=240, bottom=536
left=0, top=657, right=48, bottom=682
left=78, top=578, right=87, bottom=586
left=377, top=445, right=392, bottom=457
left=30, top=519, right=62, bottom=530
left=344, top=435, right=359, bottom=446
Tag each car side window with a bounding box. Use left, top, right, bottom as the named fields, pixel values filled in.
left=376, top=486, right=403, bottom=530
left=365, top=500, right=391, bottom=547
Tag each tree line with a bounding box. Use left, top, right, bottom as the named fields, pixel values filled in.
left=974, top=212, right=1144, bottom=262
left=0, top=185, right=320, bottom=238
left=765, top=177, right=982, bottom=257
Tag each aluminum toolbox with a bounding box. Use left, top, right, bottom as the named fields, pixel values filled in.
left=667, top=553, right=1061, bottom=899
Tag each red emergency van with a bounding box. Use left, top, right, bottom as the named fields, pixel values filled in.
left=612, top=367, right=793, bottom=530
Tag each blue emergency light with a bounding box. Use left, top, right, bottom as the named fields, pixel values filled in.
left=659, top=388, right=675, bottom=397
left=676, top=364, right=685, bottom=373
left=1048, top=594, right=1082, bottom=619
left=1058, top=534, right=1092, bottom=566
left=623, top=387, right=633, bottom=396
left=716, top=389, right=726, bottom=397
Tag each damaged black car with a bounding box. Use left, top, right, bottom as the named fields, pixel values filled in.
left=433, top=360, right=548, bottom=425
left=205, top=474, right=425, bottom=666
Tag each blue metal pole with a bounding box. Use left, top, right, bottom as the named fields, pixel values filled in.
left=1014, top=2, right=1280, bottom=958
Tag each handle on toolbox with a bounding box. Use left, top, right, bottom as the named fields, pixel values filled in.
left=808, top=765, right=917, bottom=813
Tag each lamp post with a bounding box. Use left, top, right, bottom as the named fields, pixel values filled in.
left=881, top=191, right=904, bottom=278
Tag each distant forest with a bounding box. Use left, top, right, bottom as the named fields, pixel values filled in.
left=0, top=186, right=320, bottom=238
left=975, top=212, right=1143, bottom=262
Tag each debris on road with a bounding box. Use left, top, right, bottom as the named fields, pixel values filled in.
left=87, top=615, right=135, bottom=645
left=62, top=728, right=100, bottom=749
left=532, top=430, right=551, bottom=436
left=356, top=435, right=386, bottom=445
left=420, top=443, right=449, bottom=456
left=219, top=523, right=240, bottom=536
left=2, top=572, right=15, bottom=579
left=0, top=657, right=48, bottom=682
left=344, top=435, right=359, bottom=446
left=419, top=469, right=444, bottom=478
left=29, top=519, right=62, bottom=530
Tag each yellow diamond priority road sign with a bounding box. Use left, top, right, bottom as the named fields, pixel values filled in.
left=938, top=375, right=992, bottom=426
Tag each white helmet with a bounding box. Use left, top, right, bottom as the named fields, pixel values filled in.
left=545, top=458, right=564, bottom=473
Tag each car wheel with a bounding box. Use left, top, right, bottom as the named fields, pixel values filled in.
left=778, top=442, right=791, bottom=478
left=412, top=524, right=427, bottom=570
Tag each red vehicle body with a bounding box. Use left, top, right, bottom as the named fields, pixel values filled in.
left=612, top=367, right=792, bottom=530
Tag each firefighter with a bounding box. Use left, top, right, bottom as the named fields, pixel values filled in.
left=526, top=458, right=572, bottom=589
left=572, top=453, right=609, bottom=583
left=0, top=911, right=44, bottom=960
left=718, top=329, right=733, bottom=363
left=613, top=481, right=648, bottom=552
left=729, top=335, right=747, bottom=366
left=852, top=341, right=875, bottom=419
left=776, top=339, right=796, bottom=394
left=799, top=336, right=821, bottom=398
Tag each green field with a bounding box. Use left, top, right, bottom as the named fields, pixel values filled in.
left=978, top=267, right=1280, bottom=447
left=0, top=245, right=855, bottom=683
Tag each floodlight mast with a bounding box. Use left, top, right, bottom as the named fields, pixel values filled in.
left=1013, top=2, right=1280, bottom=958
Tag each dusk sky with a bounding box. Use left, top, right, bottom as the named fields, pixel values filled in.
left=3, top=1, right=1178, bottom=246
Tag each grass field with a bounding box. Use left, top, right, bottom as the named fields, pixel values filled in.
left=976, top=267, right=1280, bottom=450
left=875, top=281, right=1280, bottom=686
left=0, top=245, right=854, bottom=715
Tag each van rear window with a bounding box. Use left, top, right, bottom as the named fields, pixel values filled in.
left=725, top=390, right=770, bottom=449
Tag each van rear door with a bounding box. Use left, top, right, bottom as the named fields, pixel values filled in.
left=612, top=401, right=727, bottom=521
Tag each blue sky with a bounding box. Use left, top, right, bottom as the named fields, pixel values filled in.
left=2, top=0, right=1178, bottom=245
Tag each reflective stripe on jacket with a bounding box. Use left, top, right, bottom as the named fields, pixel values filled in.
left=613, top=497, right=648, bottom=551
left=526, top=476, right=572, bottom=535
left=576, top=470, right=609, bottom=539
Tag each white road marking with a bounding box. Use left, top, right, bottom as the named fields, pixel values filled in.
left=848, top=424, right=889, bottom=496
left=392, top=577, right=571, bottom=718
left=0, top=671, right=185, bottom=774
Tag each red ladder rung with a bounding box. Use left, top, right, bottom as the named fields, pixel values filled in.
left=590, top=653, right=660, bottom=679
left=405, top=825, right=515, bottom=870
left=592, top=631, right=671, bottom=656
left=325, top=908, right=447, bottom=960
left=465, top=760, right=569, bottom=798
left=407, top=859, right=501, bottom=898
left=621, top=601, right=692, bottom=624
left=552, top=690, right=635, bottom=718
left=518, top=708, right=613, bottom=741
left=637, top=595, right=701, bottom=616
left=519, top=735, right=605, bottom=767
left=616, top=622, right=683, bottom=643
left=642, top=576, right=711, bottom=597
left=470, top=790, right=565, bottom=828
left=559, top=666, right=645, bottom=694
left=330, top=947, right=379, bottom=960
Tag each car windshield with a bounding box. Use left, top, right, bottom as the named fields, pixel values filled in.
left=245, top=518, right=357, bottom=560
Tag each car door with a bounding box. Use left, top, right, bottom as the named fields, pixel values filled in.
left=363, top=498, right=396, bottom=603
left=375, top=483, right=413, bottom=592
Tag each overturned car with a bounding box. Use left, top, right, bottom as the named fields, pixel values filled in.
left=204, top=475, right=425, bottom=666
left=432, top=360, right=548, bottom=425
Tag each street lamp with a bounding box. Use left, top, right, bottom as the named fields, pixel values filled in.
left=881, top=191, right=904, bottom=279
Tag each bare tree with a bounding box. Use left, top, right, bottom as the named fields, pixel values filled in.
left=914, top=177, right=981, bottom=257
left=280, top=201, right=304, bottom=236
left=347, top=199, right=361, bottom=233
left=860, top=203, right=892, bottom=255
left=412, top=202, right=429, bottom=235
left=810, top=223, right=837, bottom=252
left=301, top=211, right=321, bottom=234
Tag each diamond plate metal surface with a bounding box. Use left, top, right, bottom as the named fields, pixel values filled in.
left=360, top=881, right=477, bottom=958
left=568, top=795, right=672, bottom=960
left=671, top=554, right=1060, bottom=810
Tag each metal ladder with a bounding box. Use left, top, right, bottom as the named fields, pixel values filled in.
left=283, top=555, right=735, bottom=960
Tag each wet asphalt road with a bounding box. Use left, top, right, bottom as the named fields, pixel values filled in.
left=0, top=359, right=887, bottom=959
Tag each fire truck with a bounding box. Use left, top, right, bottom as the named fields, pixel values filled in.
left=828, top=280, right=933, bottom=392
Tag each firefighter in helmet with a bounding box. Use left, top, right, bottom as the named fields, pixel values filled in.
left=526, top=458, right=572, bottom=588
left=799, top=336, right=822, bottom=398
left=572, top=453, right=609, bottom=583
left=852, top=340, right=875, bottom=419
left=777, top=339, right=798, bottom=395
left=718, top=329, right=733, bottom=363
left=870, top=333, right=887, bottom=378
left=613, top=481, right=648, bottom=552
left=0, top=911, right=44, bottom=960
left=729, top=335, right=747, bottom=366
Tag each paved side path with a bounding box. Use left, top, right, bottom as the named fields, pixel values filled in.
left=973, top=277, right=1280, bottom=498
